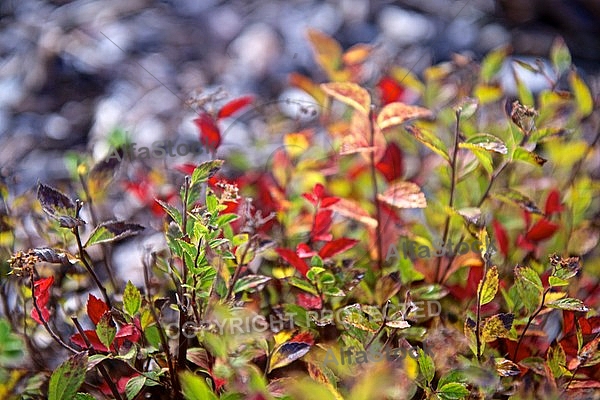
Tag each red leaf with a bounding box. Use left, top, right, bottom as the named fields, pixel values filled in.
left=87, top=294, right=110, bottom=326
left=377, top=76, right=405, bottom=105
left=302, top=183, right=339, bottom=208
left=174, top=163, right=197, bottom=175
left=217, top=95, right=254, bottom=119
left=516, top=234, right=537, bottom=251
left=290, top=331, right=315, bottom=346
left=194, top=113, right=221, bottom=151
left=525, top=219, right=559, bottom=241
left=115, top=324, right=141, bottom=348
left=276, top=248, right=309, bottom=276
left=296, top=243, right=316, bottom=258
left=297, top=293, right=322, bottom=310
left=70, top=330, right=109, bottom=352
left=30, top=277, right=54, bottom=324
left=375, top=142, right=404, bottom=182
left=545, top=189, right=564, bottom=215
left=311, top=210, right=333, bottom=242
left=492, top=219, right=509, bottom=257
left=318, top=238, right=358, bottom=259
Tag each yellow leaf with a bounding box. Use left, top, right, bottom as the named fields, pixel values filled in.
left=289, top=72, right=326, bottom=105
left=342, top=43, right=372, bottom=65
left=284, top=131, right=311, bottom=158
left=307, top=29, right=343, bottom=78
left=478, top=266, right=499, bottom=305
left=321, top=82, right=371, bottom=115
left=569, top=71, right=594, bottom=117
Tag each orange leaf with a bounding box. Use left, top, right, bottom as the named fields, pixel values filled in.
left=321, top=82, right=371, bottom=115
left=377, top=181, right=427, bottom=209
left=376, top=102, right=432, bottom=130
left=289, top=72, right=326, bottom=105
left=342, top=43, right=372, bottom=65
left=330, top=198, right=378, bottom=228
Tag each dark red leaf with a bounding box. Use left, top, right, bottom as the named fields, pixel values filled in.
left=318, top=238, right=358, bottom=259
left=545, top=189, right=564, bottom=215
left=377, top=76, right=405, bottom=105
left=311, top=210, right=333, bottom=242
left=526, top=219, right=559, bottom=241
left=297, top=293, right=322, bottom=310
left=375, top=142, right=404, bottom=182
left=70, top=330, right=109, bottom=352
left=194, top=113, right=221, bottom=151
left=87, top=294, right=110, bottom=326
left=30, top=276, right=54, bottom=324
left=276, top=248, right=309, bottom=276
left=492, top=219, right=509, bottom=257
left=217, top=95, right=254, bottom=119
left=115, top=324, right=141, bottom=348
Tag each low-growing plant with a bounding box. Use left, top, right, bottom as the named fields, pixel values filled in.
left=0, top=31, right=599, bottom=399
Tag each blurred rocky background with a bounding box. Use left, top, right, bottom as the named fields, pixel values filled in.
left=1, top=0, right=599, bottom=192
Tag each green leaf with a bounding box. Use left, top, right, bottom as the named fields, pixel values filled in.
left=156, top=199, right=182, bottom=226
left=550, top=37, right=571, bottom=75
left=123, top=281, right=142, bottom=317
left=405, top=125, right=450, bottom=163
left=569, top=71, right=593, bottom=117
left=287, top=277, right=318, bottom=296
left=547, top=343, right=566, bottom=378
left=494, top=190, right=543, bottom=214
left=411, top=284, right=449, bottom=301
left=437, top=382, right=469, bottom=399
left=233, top=275, right=271, bottom=293
left=191, top=159, right=225, bottom=186
left=418, top=347, right=435, bottom=385
left=85, top=221, right=144, bottom=247
left=0, top=318, right=24, bottom=363
left=96, top=313, right=116, bottom=350
left=546, top=298, right=588, bottom=312
left=179, top=370, right=218, bottom=400
left=480, top=46, right=508, bottom=82
left=514, top=266, right=543, bottom=313
left=478, top=266, right=499, bottom=306
left=125, top=375, right=146, bottom=400
left=206, top=193, right=219, bottom=213
left=48, top=352, right=88, bottom=400
left=74, top=394, right=96, bottom=400
left=461, top=133, right=507, bottom=154
left=512, top=147, right=547, bottom=167
left=548, top=276, right=569, bottom=287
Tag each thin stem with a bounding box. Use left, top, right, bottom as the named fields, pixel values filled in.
left=512, top=287, right=550, bottom=361
left=368, top=108, right=383, bottom=270
left=29, top=277, right=78, bottom=353
left=177, top=176, right=191, bottom=373
left=71, top=316, right=123, bottom=400
left=436, top=110, right=461, bottom=282
left=365, top=303, right=389, bottom=351
left=78, top=173, right=118, bottom=292
left=474, top=250, right=492, bottom=363
left=143, top=253, right=181, bottom=397
left=73, top=224, right=112, bottom=308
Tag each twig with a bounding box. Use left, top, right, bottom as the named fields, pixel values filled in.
left=512, top=286, right=550, bottom=361
left=78, top=173, right=119, bottom=292
left=29, top=277, right=78, bottom=353
left=71, top=316, right=123, bottom=400
left=143, top=253, right=181, bottom=397
left=435, top=109, right=462, bottom=282
left=368, top=108, right=383, bottom=270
